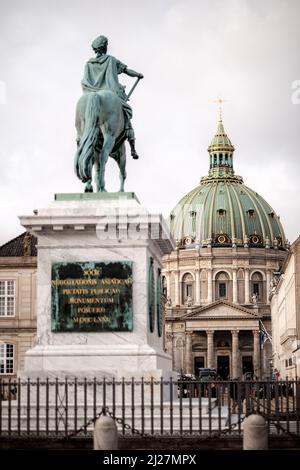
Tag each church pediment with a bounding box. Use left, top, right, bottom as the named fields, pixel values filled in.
left=182, top=300, right=259, bottom=320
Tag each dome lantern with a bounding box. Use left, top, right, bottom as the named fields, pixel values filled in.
left=207, top=118, right=235, bottom=179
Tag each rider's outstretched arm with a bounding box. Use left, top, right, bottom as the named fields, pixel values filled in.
left=123, top=68, right=143, bottom=79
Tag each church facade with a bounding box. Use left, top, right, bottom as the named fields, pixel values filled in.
left=162, top=118, right=288, bottom=379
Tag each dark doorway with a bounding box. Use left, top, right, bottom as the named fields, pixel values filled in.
left=217, top=356, right=230, bottom=379
left=242, top=356, right=253, bottom=376
left=194, top=356, right=205, bottom=376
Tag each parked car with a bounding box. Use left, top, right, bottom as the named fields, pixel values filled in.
left=197, top=368, right=218, bottom=380
left=197, top=368, right=218, bottom=397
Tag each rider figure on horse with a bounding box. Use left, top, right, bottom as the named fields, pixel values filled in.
left=81, top=35, right=143, bottom=160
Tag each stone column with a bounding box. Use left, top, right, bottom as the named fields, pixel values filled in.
left=174, top=270, right=180, bottom=306
left=266, top=271, right=271, bottom=304
left=231, top=330, right=240, bottom=378
left=166, top=272, right=171, bottom=298
left=165, top=333, right=174, bottom=369
left=261, top=342, right=267, bottom=378
left=232, top=269, right=238, bottom=304
left=207, top=330, right=215, bottom=368
left=185, top=331, right=193, bottom=374
left=207, top=269, right=213, bottom=303
left=253, top=330, right=261, bottom=378
left=245, top=268, right=250, bottom=304
left=195, top=269, right=200, bottom=305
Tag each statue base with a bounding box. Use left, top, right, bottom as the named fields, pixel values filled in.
left=19, top=192, right=175, bottom=379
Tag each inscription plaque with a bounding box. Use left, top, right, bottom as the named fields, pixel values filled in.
left=51, top=261, right=133, bottom=332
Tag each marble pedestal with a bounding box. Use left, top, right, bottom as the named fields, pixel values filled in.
left=19, top=193, right=175, bottom=380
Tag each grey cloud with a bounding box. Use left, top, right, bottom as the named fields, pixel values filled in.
left=0, top=0, right=299, bottom=244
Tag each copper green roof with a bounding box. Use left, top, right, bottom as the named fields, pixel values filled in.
left=169, top=119, right=287, bottom=250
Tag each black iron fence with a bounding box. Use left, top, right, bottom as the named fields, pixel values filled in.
left=0, top=377, right=299, bottom=438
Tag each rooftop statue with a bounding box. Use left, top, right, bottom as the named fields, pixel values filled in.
left=186, top=295, right=193, bottom=307
left=252, top=292, right=258, bottom=305
left=74, top=35, right=143, bottom=192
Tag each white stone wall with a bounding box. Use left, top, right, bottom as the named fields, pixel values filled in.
left=271, top=239, right=300, bottom=379
left=163, top=246, right=284, bottom=308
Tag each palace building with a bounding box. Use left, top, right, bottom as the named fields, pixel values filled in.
left=0, top=232, right=37, bottom=378
left=162, top=116, right=288, bottom=379
left=270, top=236, right=300, bottom=379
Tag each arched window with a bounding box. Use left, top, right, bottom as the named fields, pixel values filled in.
left=182, top=273, right=194, bottom=305
left=251, top=272, right=264, bottom=302
left=0, top=343, right=14, bottom=374
left=215, top=271, right=230, bottom=300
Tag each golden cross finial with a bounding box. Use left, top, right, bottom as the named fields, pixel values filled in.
left=215, top=98, right=226, bottom=122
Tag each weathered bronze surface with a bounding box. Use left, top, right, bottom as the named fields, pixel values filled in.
left=74, top=35, right=143, bottom=193
left=51, top=261, right=133, bottom=332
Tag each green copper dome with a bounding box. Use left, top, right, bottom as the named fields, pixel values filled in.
left=169, top=119, right=287, bottom=250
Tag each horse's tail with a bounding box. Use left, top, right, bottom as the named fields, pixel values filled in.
left=74, top=92, right=101, bottom=182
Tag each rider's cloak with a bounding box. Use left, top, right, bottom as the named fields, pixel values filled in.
left=81, top=54, right=132, bottom=120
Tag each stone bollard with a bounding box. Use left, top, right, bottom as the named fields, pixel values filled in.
left=243, top=414, right=268, bottom=450
left=93, top=414, right=118, bottom=450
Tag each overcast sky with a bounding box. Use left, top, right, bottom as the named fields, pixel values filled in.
left=0, top=0, right=299, bottom=246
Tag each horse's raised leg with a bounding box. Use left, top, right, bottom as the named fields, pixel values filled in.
left=96, top=134, right=115, bottom=192
left=119, top=144, right=126, bottom=192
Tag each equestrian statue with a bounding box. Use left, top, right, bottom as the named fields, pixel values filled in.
left=74, top=35, right=143, bottom=192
